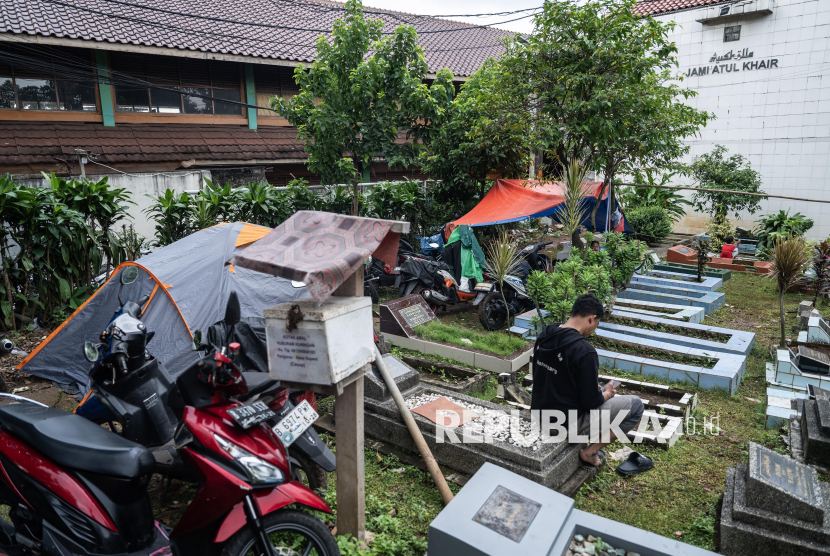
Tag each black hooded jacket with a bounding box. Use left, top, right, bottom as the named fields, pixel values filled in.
left=529, top=324, right=604, bottom=424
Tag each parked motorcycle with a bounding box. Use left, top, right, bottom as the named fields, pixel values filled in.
left=75, top=267, right=335, bottom=491
left=476, top=241, right=553, bottom=330
left=364, top=236, right=417, bottom=301
left=0, top=349, right=339, bottom=556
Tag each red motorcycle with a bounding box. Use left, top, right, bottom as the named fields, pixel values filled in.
left=0, top=348, right=339, bottom=556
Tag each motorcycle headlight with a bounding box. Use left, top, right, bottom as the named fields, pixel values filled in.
left=214, top=434, right=284, bottom=484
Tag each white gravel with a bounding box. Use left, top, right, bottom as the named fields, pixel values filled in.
left=405, top=392, right=542, bottom=449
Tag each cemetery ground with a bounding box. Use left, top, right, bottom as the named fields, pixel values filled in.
left=0, top=272, right=821, bottom=555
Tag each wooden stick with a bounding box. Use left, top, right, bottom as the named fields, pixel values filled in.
left=616, top=183, right=830, bottom=204
left=373, top=346, right=454, bottom=506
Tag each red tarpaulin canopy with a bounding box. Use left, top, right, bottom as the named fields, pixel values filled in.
left=452, top=179, right=629, bottom=233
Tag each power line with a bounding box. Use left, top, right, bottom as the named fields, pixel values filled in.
left=40, top=0, right=532, bottom=36
left=32, top=0, right=515, bottom=59
left=618, top=183, right=830, bottom=205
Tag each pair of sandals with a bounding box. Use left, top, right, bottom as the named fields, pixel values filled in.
left=579, top=450, right=654, bottom=476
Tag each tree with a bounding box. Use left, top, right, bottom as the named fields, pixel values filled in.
left=768, top=235, right=812, bottom=347
left=276, top=0, right=454, bottom=214
left=495, top=0, right=710, bottom=231
left=419, top=58, right=532, bottom=201
left=689, top=145, right=765, bottom=220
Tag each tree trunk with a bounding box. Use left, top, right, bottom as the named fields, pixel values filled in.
left=572, top=229, right=582, bottom=251
left=589, top=175, right=610, bottom=233
left=351, top=161, right=362, bottom=216
left=1, top=236, right=15, bottom=331
left=779, top=290, right=786, bottom=347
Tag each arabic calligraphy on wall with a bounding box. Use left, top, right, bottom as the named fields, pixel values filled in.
left=684, top=48, right=780, bottom=77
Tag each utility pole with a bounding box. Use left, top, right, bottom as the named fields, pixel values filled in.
left=74, top=148, right=98, bottom=178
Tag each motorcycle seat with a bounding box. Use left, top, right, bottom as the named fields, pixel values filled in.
left=240, top=372, right=281, bottom=401
left=0, top=403, right=154, bottom=479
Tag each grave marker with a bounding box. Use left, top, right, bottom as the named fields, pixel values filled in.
left=379, top=294, right=437, bottom=338
left=746, top=443, right=823, bottom=524
left=472, top=486, right=541, bottom=543
left=796, top=345, right=830, bottom=375
left=720, top=443, right=830, bottom=555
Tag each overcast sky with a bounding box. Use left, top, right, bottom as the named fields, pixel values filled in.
left=362, top=0, right=543, bottom=34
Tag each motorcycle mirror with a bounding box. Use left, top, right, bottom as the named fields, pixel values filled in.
left=120, top=266, right=139, bottom=285
left=224, top=292, right=241, bottom=327
left=83, top=341, right=98, bottom=362
left=193, top=330, right=202, bottom=350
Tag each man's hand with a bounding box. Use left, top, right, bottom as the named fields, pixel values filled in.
left=602, top=379, right=617, bottom=401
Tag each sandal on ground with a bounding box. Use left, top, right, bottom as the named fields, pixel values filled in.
left=616, top=452, right=654, bottom=476
left=578, top=449, right=606, bottom=471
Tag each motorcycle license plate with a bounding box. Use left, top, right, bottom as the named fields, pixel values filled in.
left=272, top=400, right=319, bottom=446
left=227, top=400, right=277, bottom=430
left=475, top=281, right=495, bottom=292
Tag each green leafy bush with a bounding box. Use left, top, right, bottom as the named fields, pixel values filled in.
left=625, top=205, right=673, bottom=243
left=754, top=209, right=814, bottom=250
left=525, top=232, right=650, bottom=325
left=1, top=173, right=133, bottom=331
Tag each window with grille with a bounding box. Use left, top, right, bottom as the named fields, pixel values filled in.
left=0, top=45, right=98, bottom=112
left=253, top=64, right=300, bottom=117
left=724, top=25, right=741, bottom=42
left=109, top=53, right=242, bottom=115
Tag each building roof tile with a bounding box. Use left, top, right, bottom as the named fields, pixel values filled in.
left=0, top=0, right=510, bottom=77
left=0, top=122, right=307, bottom=165
left=633, top=0, right=728, bottom=17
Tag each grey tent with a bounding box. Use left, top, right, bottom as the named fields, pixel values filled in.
left=17, top=222, right=309, bottom=389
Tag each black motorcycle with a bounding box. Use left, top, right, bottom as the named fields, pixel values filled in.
left=76, top=271, right=334, bottom=490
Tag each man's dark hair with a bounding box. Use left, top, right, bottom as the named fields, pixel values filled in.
left=570, top=294, right=604, bottom=319
left=725, top=236, right=734, bottom=244
left=591, top=240, right=600, bottom=247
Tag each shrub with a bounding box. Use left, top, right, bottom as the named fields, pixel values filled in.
left=625, top=205, right=673, bottom=243
left=1, top=173, right=133, bottom=331
left=705, top=214, right=734, bottom=254
left=755, top=209, right=814, bottom=250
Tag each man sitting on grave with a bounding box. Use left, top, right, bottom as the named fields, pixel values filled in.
left=530, top=294, right=645, bottom=469
left=720, top=236, right=740, bottom=259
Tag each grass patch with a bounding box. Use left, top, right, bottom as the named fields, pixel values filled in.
left=574, top=272, right=811, bottom=551
left=414, top=321, right=527, bottom=355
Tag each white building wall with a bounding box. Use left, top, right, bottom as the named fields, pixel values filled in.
left=14, top=170, right=211, bottom=241
left=654, top=0, right=830, bottom=240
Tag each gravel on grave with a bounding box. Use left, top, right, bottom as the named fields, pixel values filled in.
left=568, top=533, right=640, bottom=556
left=405, top=392, right=542, bottom=449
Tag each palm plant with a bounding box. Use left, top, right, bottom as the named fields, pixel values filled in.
left=484, top=232, right=522, bottom=327
left=552, top=161, right=592, bottom=250
left=768, top=235, right=812, bottom=346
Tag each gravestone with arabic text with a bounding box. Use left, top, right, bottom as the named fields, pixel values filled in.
left=718, top=442, right=830, bottom=556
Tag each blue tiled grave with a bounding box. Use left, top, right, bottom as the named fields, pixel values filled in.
left=604, top=310, right=755, bottom=356
left=633, top=271, right=723, bottom=293
left=612, top=298, right=705, bottom=323
left=595, top=328, right=745, bottom=394
left=764, top=347, right=830, bottom=428
left=618, top=283, right=725, bottom=315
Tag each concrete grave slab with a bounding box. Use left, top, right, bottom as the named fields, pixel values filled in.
left=383, top=333, right=533, bottom=374
left=363, top=355, right=591, bottom=491
left=429, top=462, right=718, bottom=556
left=719, top=444, right=830, bottom=556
